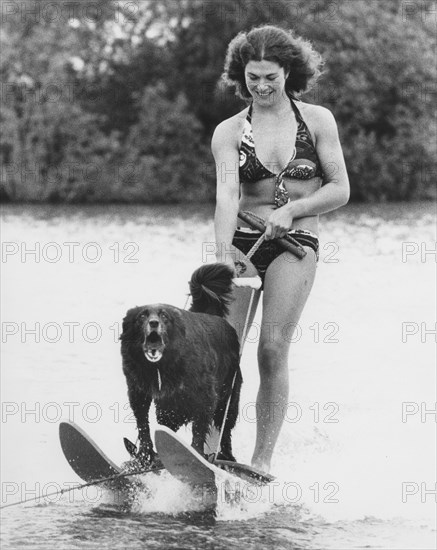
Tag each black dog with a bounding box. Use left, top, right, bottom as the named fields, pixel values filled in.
left=120, top=263, right=242, bottom=467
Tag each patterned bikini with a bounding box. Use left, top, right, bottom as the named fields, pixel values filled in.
left=233, top=96, right=323, bottom=282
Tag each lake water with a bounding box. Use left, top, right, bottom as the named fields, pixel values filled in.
left=1, top=202, right=435, bottom=549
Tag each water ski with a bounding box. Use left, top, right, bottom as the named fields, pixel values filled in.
left=59, top=421, right=143, bottom=493
left=214, top=459, right=275, bottom=485
left=155, top=427, right=274, bottom=490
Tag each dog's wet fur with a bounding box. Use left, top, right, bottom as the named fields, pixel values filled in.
left=120, top=263, right=241, bottom=466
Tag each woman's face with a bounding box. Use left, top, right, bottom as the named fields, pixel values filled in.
left=244, top=59, right=289, bottom=104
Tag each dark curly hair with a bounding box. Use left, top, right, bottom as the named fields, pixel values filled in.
left=221, top=25, right=324, bottom=100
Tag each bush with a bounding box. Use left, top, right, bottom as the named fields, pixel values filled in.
left=295, top=0, right=436, bottom=200
left=117, top=83, right=214, bottom=203
left=1, top=0, right=434, bottom=202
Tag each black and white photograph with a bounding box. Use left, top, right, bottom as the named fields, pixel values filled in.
left=1, top=1, right=436, bottom=548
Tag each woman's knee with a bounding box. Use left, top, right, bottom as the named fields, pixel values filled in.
left=257, top=341, right=289, bottom=374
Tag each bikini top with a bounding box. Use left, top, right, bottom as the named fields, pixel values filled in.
left=239, top=97, right=324, bottom=207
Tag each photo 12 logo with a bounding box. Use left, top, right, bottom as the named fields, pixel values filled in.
left=1, top=480, right=113, bottom=507
left=401, top=241, right=437, bottom=263
left=239, top=401, right=340, bottom=425
left=1, top=2, right=139, bottom=24
left=402, top=402, right=437, bottom=423
left=2, top=241, right=139, bottom=264
left=401, top=322, right=436, bottom=343
left=402, top=482, right=437, bottom=503
left=400, top=2, right=437, bottom=23
left=210, top=479, right=340, bottom=506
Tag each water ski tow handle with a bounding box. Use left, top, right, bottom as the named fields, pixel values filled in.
left=238, top=210, right=307, bottom=259
left=214, top=234, right=262, bottom=459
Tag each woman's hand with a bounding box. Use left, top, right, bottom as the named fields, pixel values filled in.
left=264, top=206, right=293, bottom=240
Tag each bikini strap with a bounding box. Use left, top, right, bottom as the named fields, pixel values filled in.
left=288, top=96, right=317, bottom=147
left=247, top=102, right=253, bottom=122
left=288, top=96, right=305, bottom=125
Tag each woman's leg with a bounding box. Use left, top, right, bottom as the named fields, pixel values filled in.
left=251, top=249, right=317, bottom=472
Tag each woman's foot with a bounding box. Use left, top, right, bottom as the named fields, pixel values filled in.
left=251, top=457, right=271, bottom=475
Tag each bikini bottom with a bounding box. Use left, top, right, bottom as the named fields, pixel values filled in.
left=232, top=227, right=319, bottom=284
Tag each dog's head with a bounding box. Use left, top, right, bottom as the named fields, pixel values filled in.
left=120, top=304, right=185, bottom=363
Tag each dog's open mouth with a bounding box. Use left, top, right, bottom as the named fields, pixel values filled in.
left=143, top=332, right=164, bottom=363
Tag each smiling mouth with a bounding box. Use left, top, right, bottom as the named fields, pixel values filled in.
left=256, top=91, right=272, bottom=97
left=143, top=332, right=164, bottom=363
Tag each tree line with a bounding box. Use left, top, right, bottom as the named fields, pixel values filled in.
left=1, top=0, right=435, bottom=203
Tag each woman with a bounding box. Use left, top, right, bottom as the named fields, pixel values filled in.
left=212, top=25, right=350, bottom=474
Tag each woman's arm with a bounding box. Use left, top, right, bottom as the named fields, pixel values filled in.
left=286, top=106, right=350, bottom=218
left=211, top=120, right=241, bottom=267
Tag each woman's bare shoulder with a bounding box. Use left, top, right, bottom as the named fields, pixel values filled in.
left=297, top=100, right=338, bottom=140
left=298, top=101, right=336, bottom=127
left=212, top=107, right=249, bottom=148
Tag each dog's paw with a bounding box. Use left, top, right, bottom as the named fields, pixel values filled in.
left=120, top=459, right=142, bottom=473
left=136, top=449, right=163, bottom=471
left=149, top=455, right=164, bottom=471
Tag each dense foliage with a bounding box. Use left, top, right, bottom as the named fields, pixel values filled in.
left=1, top=0, right=435, bottom=203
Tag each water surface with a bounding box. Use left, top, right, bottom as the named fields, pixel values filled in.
left=1, top=202, right=435, bottom=549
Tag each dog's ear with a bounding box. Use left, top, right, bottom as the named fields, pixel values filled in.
left=120, top=307, right=141, bottom=343
left=166, top=307, right=186, bottom=340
